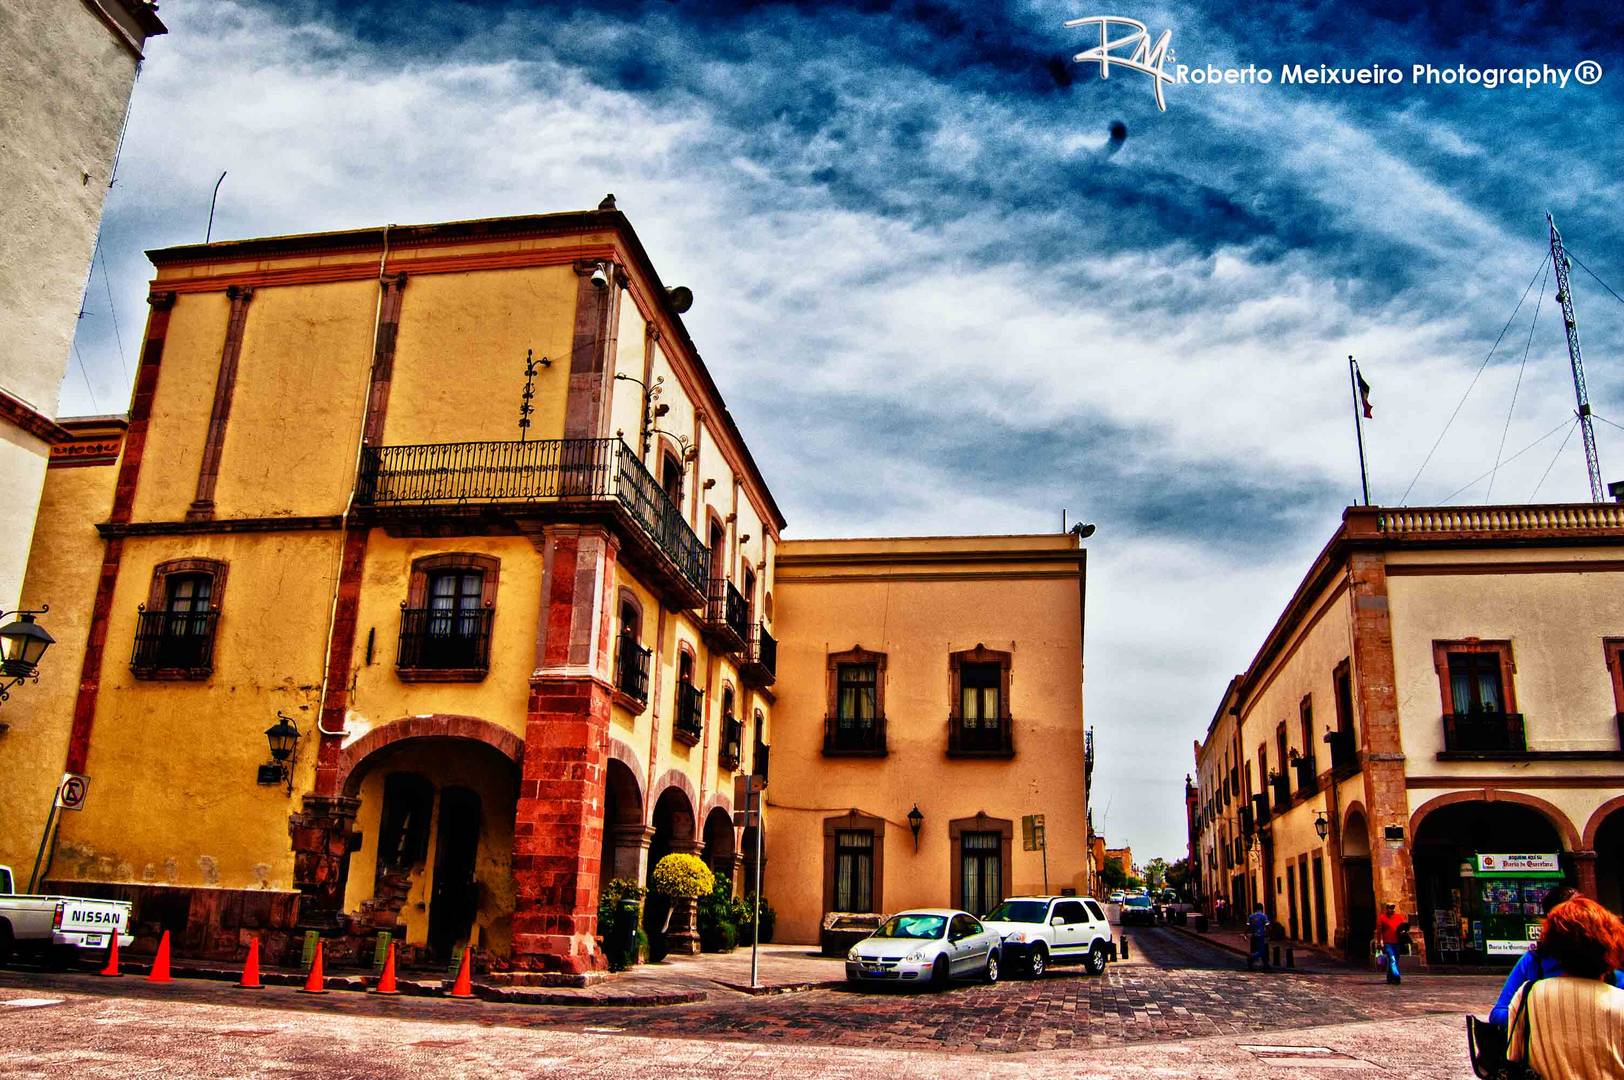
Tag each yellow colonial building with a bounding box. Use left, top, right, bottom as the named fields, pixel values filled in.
left=1190, top=504, right=1624, bottom=964
left=3, top=206, right=1090, bottom=976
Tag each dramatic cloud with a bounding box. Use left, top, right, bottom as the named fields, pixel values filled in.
left=67, top=0, right=1624, bottom=861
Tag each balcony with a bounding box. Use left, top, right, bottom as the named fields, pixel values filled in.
left=1293, top=755, right=1319, bottom=797
left=1237, top=804, right=1255, bottom=836
left=1270, top=774, right=1292, bottom=814
left=704, top=578, right=749, bottom=654
left=824, top=715, right=886, bottom=756
left=719, top=716, right=744, bottom=771
left=673, top=682, right=704, bottom=745
left=130, top=608, right=218, bottom=678
left=1442, top=712, right=1527, bottom=755
left=1325, top=728, right=1359, bottom=775
left=358, top=437, right=709, bottom=608
left=1252, top=792, right=1271, bottom=825
left=740, top=623, right=777, bottom=688
left=947, top=717, right=1014, bottom=757
left=396, top=607, right=493, bottom=679
left=752, top=741, right=770, bottom=787
left=614, top=634, right=651, bottom=708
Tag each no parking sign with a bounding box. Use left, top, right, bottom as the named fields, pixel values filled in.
left=55, top=773, right=90, bottom=812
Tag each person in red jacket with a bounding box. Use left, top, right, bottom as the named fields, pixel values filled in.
left=1376, top=903, right=1407, bottom=985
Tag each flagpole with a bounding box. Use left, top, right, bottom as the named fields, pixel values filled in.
left=1348, top=355, right=1370, bottom=507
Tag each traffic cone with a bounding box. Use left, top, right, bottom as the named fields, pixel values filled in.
left=237, top=938, right=264, bottom=990
left=97, top=933, right=122, bottom=977
left=370, top=942, right=400, bottom=996
left=446, top=946, right=476, bottom=1001
left=297, top=941, right=328, bottom=995
left=147, top=930, right=173, bottom=984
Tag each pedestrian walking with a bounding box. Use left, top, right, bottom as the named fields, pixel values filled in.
left=1506, top=896, right=1624, bottom=1079
left=1246, top=903, right=1271, bottom=972
left=1375, top=902, right=1406, bottom=985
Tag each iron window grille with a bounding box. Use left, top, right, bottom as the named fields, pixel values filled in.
left=1443, top=712, right=1527, bottom=753
left=616, top=634, right=652, bottom=703
left=948, top=716, right=1015, bottom=756
left=674, top=682, right=704, bottom=745
left=719, top=716, right=744, bottom=771
left=397, top=605, right=493, bottom=672
left=131, top=608, right=219, bottom=676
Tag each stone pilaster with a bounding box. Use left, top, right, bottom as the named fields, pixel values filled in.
left=288, top=794, right=360, bottom=928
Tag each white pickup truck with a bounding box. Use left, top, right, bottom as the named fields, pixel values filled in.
left=0, top=865, right=133, bottom=966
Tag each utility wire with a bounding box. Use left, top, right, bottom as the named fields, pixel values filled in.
left=1438, top=416, right=1573, bottom=504
left=1594, top=414, right=1624, bottom=435
left=95, top=241, right=130, bottom=390
left=1569, top=251, right=1624, bottom=307
left=1401, top=251, right=1550, bottom=505
left=1528, top=421, right=1578, bottom=502
left=71, top=339, right=100, bottom=414
left=1487, top=259, right=1549, bottom=501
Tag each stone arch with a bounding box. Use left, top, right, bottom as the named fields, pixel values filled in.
left=605, top=737, right=645, bottom=807
left=648, top=768, right=699, bottom=829
left=701, top=792, right=733, bottom=822
left=338, top=715, right=522, bottom=797
left=703, top=805, right=737, bottom=880
left=1341, top=802, right=1371, bottom=857
left=1409, top=789, right=1581, bottom=852
left=1582, top=794, right=1624, bottom=849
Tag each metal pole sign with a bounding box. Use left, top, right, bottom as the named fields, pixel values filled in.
left=734, top=773, right=766, bottom=988
left=55, top=773, right=90, bottom=811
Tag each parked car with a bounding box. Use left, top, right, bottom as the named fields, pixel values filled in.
left=1119, top=894, right=1158, bottom=926
left=845, top=909, right=1002, bottom=989
left=1107, top=891, right=1126, bottom=904
left=0, top=864, right=132, bottom=967
left=982, top=895, right=1114, bottom=977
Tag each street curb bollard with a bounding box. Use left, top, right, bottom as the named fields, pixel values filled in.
left=1120, top=936, right=1129, bottom=960
left=1286, top=947, right=1295, bottom=969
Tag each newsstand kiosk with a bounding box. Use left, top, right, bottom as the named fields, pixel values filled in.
left=1468, top=853, right=1565, bottom=960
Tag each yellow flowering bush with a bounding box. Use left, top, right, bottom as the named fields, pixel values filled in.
left=652, top=853, right=714, bottom=899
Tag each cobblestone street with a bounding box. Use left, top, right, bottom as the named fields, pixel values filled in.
left=0, top=929, right=1506, bottom=1076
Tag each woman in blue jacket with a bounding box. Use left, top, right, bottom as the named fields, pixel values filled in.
left=1489, top=886, right=1624, bottom=1025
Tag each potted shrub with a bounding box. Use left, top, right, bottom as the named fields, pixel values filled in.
left=697, top=878, right=740, bottom=952
left=597, top=878, right=647, bottom=972
left=736, top=893, right=776, bottom=946
left=651, top=853, right=713, bottom=956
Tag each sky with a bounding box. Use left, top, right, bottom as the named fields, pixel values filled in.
left=66, top=0, right=1624, bottom=867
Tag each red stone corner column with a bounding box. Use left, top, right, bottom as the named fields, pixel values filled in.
left=508, top=523, right=622, bottom=974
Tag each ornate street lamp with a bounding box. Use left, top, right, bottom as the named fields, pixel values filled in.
left=261, top=711, right=301, bottom=792
left=0, top=607, right=55, bottom=704
left=1313, top=811, right=1330, bottom=841
left=907, top=804, right=924, bottom=851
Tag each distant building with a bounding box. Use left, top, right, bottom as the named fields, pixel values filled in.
left=0, top=0, right=164, bottom=610
left=1104, top=846, right=1134, bottom=879
left=1191, top=504, right=1624, bottom=964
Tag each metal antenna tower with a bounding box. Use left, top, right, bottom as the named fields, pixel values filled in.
left=1547, top=211, right=1604, bottom=502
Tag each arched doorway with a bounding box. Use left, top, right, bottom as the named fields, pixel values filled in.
left=703, top=806, right=737, bottom=889
left=1340, top=808, right=1375, bottom=960
left=645, top=784, right=696, bottom=939
left=340, top=724, right=521, bottom=964
left=1591, top=805, right=1624, bottom=914
left=600, top=758, right=646, bottom=886
left=1411, top=799, right=1570, bottom=963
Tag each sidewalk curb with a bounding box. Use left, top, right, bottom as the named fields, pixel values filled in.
left=714, top=978, right=844, bottom=996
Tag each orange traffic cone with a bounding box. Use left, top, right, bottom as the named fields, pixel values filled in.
left=370, top=942, right=400, bottom=996
left=447, top=946, right=476, bottom=1001
left=297, top=941, right=327, bottom=995
left=98, top=933, right=122, bottom=978
left=237, top=938, right=264, bottom=990
left=146, top=930, right=173, bottom=984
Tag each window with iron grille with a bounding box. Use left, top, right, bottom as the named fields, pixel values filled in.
left=397, top=555, right=498, bottom=678
left=959, top=831, right=1003, bottom=917
left=131, top=560, right=225, bottom=677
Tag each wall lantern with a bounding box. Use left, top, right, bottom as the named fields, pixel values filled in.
left=907, top=804, right=924, bottom=851
left=1313, top=811, right=1329, bottom=841
left=0, top=607, right=55, bottom=704
left=260, top=710, right=301, bottom=792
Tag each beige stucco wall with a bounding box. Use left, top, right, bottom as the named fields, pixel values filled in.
left=766, top=535, right=1088, bottom=944
left=0, top=0, right=142, bottom=412
left=0, top=427, right=50, bottom=611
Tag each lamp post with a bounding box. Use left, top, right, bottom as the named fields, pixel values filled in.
left=0, top=607, right=55, bottom=704
left=907, top=804, right=924, bottom=851
left=613, top=373, right=666, bottom=459
left=1313, top=811, right=1329, bottom=841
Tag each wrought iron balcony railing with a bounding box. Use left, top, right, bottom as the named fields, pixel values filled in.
left=741, top=622, right=777, bottom=687
left=1443, top=712, right=1527, bottom=753
left=752, top=741, right=770, bottom=786
left=1085, top=727, right=1095, bottom=776
left=947, top=717, right=1014, bottom=757
left=719, top=717, right=744, bottom=771
left=397, top=606, right=493, bottom=673
left=358, top=437, right=709, bottom=597
left=1325, top=728, right=1359, bottom=774
left=1237, top=804, right=1254, bottom=836
left=705, top=578, right=749, bottom=650
left=615, top=634, right=652, bottom=704
left=131, top=608, right=219, bottom=676
left=1252, top=792, right=1271, bottom=825
left=1270, top=774, right=1292, bottom=813
left=824, top=714, right=886, bottom=756
left=1293, top=755, right=1319, bottom=797
left=674, top=682, right=704, bottom=745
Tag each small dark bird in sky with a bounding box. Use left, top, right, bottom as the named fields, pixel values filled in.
left=1107, top=120, right=1128, bottom=156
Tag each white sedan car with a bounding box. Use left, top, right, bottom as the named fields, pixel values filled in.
left=845, top=909, right=1003, bottom=989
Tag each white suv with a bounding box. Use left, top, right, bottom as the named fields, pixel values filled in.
left=981, top=895, right=1114, bottom=977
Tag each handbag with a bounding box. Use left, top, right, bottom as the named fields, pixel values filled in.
left=1467, top=983, right=1541, bottom=1080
